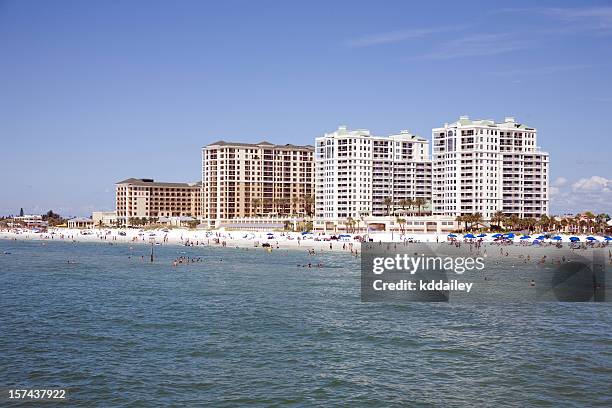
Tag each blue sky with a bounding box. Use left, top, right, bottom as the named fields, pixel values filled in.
left=0, top=0, right=610, bottom=216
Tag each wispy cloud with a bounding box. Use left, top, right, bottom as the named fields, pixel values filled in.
left=345, top=26, right=464, bottom=48
left=494, top=6, right=612, bottom=34
left=491, top=64, right=593, bottom=77
left=411, top=33, right=530, bottom=60
left=544, top=6, right=612, bottom=30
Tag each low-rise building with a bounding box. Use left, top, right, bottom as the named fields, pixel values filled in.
left=115, top=178, right=202, bottom=226
left=92, top=211, right=117, bottom=227
left=67, top=217, right=94, bottom=229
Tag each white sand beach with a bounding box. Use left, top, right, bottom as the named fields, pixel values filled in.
left=1, top=227, right=610, bottom=254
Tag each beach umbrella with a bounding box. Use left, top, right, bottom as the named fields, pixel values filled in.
left=447, top=234, right=457, bottom=238
left=492, top=233, right=503, bottom=238
left=477, top=233, right=487, bottom=238
left=552, top=236, right=562, bottom=241
left=267, top=232, right=274, bottom=236
left=586, top=237, right=597, bottom=241
left=569, top=236, right=580, bottom=242
left=536, top=235, right=546, bottom=240
left=604, top=236, right=612, bottom=241
left=532, top=240, right=542, bottom=245
left=520, top=236, right=531, bottom=240
left=504, top=233, right=515, bottom=238
left=464, top=234, right=476, bottom=239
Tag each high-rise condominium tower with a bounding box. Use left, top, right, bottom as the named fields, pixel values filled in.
left=201, top=141, right=314, bottom=227
left=432, top=116, right=549, bottom=220
left=315, top=126, right=432, bottom=225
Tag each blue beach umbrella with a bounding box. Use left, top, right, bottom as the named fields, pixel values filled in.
left=532, top=240, right=542, bottom=245
left=464, top=234, right=476, bottom=239
left=569, top=236, right=580, bottom=242
left=536, top=235, right=546, bottom=240
left=552, top=236, right=562, bottom=241
left=520, top=235, right=531, bottom=240
left=492, top=233, right=503, bottom=238
left=586, top=236, right=597, bottom=241
left=477, top=233, right=487, bottom=238
left=604, top=236, right=612, bottom=241
left=448, top=234, right=457, bottom=238
left=504, top=233, right=515, bottom=239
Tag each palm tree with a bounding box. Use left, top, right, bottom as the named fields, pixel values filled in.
left=302, top=195, right=315, bottom=217
left=537, top=215, right=549, bottom=233
left=383, top=197, right=394, bottom=216
left=398, top=199, right=409, bottom=215
left=523, top=217, right=536, bottom=232
left=506, top=214, right=519, bottom=231
left=250, top=198, right=262, bottom=217
left=414, top=197, right=426, bottom=216
left=491, top=211, right=505, bottom=230
left=596, top=213, right=611, bottom=234
left=347, top=217, right=358, bottom=233
left=470, top=213, right=483, bottom=231
left=396, top=217, right=406, bottom=234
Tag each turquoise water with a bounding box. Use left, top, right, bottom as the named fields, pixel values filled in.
left=1, top=240, right=611, bottom=406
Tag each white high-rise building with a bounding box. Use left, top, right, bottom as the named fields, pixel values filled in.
left=432, top=116, right=549, bottom=220
left=315, top=126, right=432, bottom=226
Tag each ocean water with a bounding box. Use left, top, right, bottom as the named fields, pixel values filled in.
left=0, top=240, right=610, bottom=407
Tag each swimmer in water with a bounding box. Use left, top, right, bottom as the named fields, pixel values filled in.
left=529, top=279, right=536, bottom=287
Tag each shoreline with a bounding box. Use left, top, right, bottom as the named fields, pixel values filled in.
left=1, top=227, right=610, bottom=255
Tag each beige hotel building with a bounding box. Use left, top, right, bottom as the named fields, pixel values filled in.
left=201, top=141, right=314, bottom=227
left=115, top=178, right=201, bottom=225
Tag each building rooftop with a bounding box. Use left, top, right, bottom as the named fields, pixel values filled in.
left=116, top=178, right=201, bottom=188
left=321, top=126, right=428, bottom=142
left=205, top=140, right=314, bottom=150
left=438, top=115, right=536, bottom=131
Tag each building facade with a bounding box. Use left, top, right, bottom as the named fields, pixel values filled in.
left=314, top=126, right=432, bottom=228
left=201, top=141, right=314, bottom=227
left=432, top=116, right=549, bottom=220
left=115, top=178, right=201, bottom=225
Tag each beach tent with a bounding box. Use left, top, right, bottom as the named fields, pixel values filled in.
left=569, top=236, right=580, bottom=242
left=464, top=234, right=476, bottom=239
